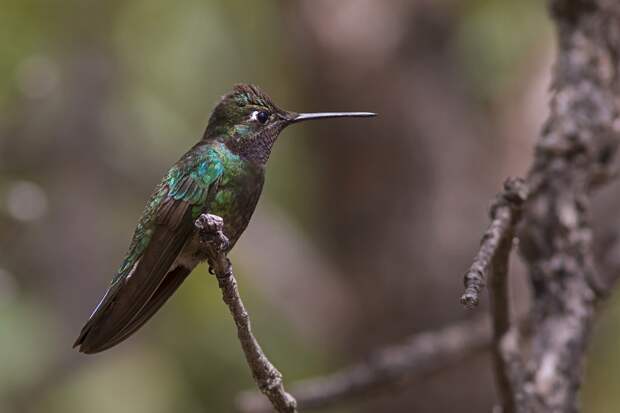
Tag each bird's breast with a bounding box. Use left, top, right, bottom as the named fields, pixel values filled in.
left=207, top=164, right=265, bottom=248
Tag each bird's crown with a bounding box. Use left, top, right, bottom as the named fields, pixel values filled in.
left=227, top=84, right=275, bottom=109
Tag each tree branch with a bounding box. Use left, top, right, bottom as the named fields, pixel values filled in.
left=198, top=2, right=620, bottom=411
left=512, top=1, right=620, bottom=411
left=489, top=180, right=528, bottom=413
left=461, top=1, right=620, bottom=412
left=237, top=316, right=490, bottom=412
left=461, top=178, right=528, bottom=309
left=196, top=213, right=298, bottom=413
left=460, top=179, right=528, bottom=412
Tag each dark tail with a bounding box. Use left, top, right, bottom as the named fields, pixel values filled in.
left=74, top=266, right=191, bottom=354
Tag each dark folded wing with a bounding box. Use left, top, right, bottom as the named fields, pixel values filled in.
left=74, top=198, right=194, bottom=354
left=74, top=149, right=223, bottom=354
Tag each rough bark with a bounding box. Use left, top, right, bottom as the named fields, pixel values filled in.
left=461, top=1, right=620, bottom=412
left=515, top=1, right=620, bottom=411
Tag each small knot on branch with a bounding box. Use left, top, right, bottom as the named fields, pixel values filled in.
left=489, top=178, right=528, bottom=220
left=502, top=177, right=528, bottom=205
left=260, top=371, right=284, bottom=392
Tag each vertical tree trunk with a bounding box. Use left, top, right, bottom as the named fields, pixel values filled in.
left=514, top=1, right=620, bottom=411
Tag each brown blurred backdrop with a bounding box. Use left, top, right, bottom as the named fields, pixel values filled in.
left=1, top=1, right=619, bottom=412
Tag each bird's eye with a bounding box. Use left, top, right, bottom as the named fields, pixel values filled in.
left=251, top=110, right=270, bottom=124
left=257, top=111, right=270, bottom=124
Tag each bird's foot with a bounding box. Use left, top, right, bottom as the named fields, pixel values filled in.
left=195, top=213, right=230, bottom=252
left=207, top=258, right=232, bottom=280
left=196, top=213, right=223, bottom=234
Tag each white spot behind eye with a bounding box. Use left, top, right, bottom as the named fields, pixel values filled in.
left=249, top=111, right=259, bottom=121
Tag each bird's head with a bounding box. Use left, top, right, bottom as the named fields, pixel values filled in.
left=204, top=84, right=375, bottom=164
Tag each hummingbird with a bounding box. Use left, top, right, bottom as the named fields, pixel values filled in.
left=74, top=84, right=375, bottom=354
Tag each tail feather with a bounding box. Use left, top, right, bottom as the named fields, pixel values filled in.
left=74, top=265, right=191, bottom=354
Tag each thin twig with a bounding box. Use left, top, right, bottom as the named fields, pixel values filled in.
left=461, top=178, right=528, bottom=309
left=196, top=213, right=298, bottom=413
left=499, top=321, right=530, bottom=411
left=237, top=316, right=490, bottom=412
left=487, top=179, right=528, bottom=413
left=460, top=178, right=527, bottom=412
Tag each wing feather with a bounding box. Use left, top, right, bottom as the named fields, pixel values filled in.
left=74, top=147, right=223, bottom=354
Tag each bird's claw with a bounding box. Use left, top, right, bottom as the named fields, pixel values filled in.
left=206, top=257, right=231, bottom=279
left=219, top=234, right=230, bottom=252
left=196, top=213, right=229, bottom=252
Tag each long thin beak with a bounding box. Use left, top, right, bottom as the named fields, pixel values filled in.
left=290, top=112, right=376, bottom=124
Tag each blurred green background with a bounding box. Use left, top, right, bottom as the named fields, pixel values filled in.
left=0, top=1, right=618, bottom=412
